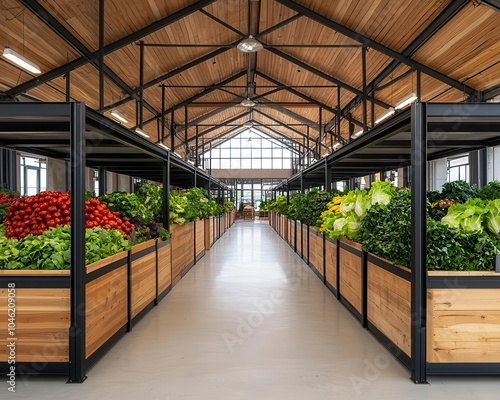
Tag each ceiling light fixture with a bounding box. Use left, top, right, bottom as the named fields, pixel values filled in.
left=158, top=143, right=170, bottom=151
left=110, top=110, right=128, bottom=124
left=237, top=35, right=263, bottom=53
left=322, top=152, right=329, bottom=158
left=351, top=129, right=364, bottom=139
left=240, top=98, right=256, bottom=107
left=174, top=152, right=182, bottom=158
left=374, top=107, right=396, bottom=124
left=333, top=142, right=342, bottom=149
left=135, top=128, right=150, bottom=138
left=395, top=93, right=418, bottom=110
left=243, top=122, right=253, bottom=127
left=3, top=48, right=41, bottom=75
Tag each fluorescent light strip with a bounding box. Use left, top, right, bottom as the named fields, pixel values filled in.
left=158, top=143, right=170, bottom=151
left=3, top=48, right=41, bottom=74
left=395, top=93, right=418, bottom=110
left=135, top=128, right=150, bottom=138
left=333, top=142, right=342, bottom=149
left=351, top=129, right=364, bottom=139
left=174, top=152, right=182, bottom=158
left=374, top=107, right=395, bottom=124
left=110, top=110, right=128, bottom=124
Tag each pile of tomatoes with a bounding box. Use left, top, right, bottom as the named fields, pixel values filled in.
left=5, top=191, right=133, bottom=239
left=0, top=191, right=18, bottom=205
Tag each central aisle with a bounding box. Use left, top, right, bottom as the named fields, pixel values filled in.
left=18, top=221, right=498, bottom=399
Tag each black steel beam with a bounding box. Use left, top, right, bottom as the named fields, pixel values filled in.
left=185, top=112, right=249, bottom=144
left=324, top=0, right=472, bottom=131
left=253, top=125, right=305, bottom=156
left=254, top=14, right=303, bottom=39
left=276, top=0, right=476, bottom=97
left=18, top=0, right=162, bottom=121
left=199, top=9, right=245, bottom=37
left=5, top=0, right=216, bottom=97
left=141, top=71, right=246, bottom=128
left=264, top=46, right=391, bottom=109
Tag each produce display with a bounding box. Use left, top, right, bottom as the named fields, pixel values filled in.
left=4, top=192, right=133, bottom=239
left=129, top=216, right=171, bottom=242
left=0, top=190, right=19, bottom=223
left=0, top=225, right=131, bottom=270
left=223, top=199, right=235, bottom=213
left=313, top=180, right=500, bottom=271
left=99, top=191, right=154, bottom=224
left=136, top=183, right=164, bottom=222
left=170, top=188, right=223, bottom=225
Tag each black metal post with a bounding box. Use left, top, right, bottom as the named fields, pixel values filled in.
left=163, top=154, right=170, bottom=231
left=325, top=160, right=332, bottom=192
left=371, top=94, right=375, bottom=129
left=362, top=46, right=367, bottom=133
left=416, top=69, right=422, bottom=102
left=98, top=0, right=104, bottom=112
left=300, top=173, right=304, bottom=194
left=68, top=102, right=87, bottom=383
left=184, top=105, right=188, bottom=160
left=318, top=107, right=323, bottom=157
left=469, top=149, right=487, bottom=189
left=195, top=125, right=199, bottom=167
left=98, top=167, right=107, bottom=195
left=65, top=71, right=71, bottom=102
left=307, top=126, right=310, bottom=165
left=0, top=149, right=17, bottom=191
left=139, top=40, right=145, bottom=128
left=161, top=85, right=165, bottom=143
left=337, top=87, right=341, bottom=144
left=410, top=102, right=427, bottom=384
left=170, top=110, right=175, bottom=150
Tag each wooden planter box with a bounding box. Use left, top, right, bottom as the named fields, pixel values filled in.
left=325, top=237, right=338, bottom=295
left=308, top=228, right=324, bottom=280
left=288, top=219, right=296, bottom=249
left=195, top=219, right=205, bottom=261
left=130, top=240, right=157, bottom=323
left=204, top=216, right=215, bottom=250
left=366, top=253, right=500, bottom=374
left=171, top=221, right=195, bottom=286
left=283, top=216, right=289, bottom=242
left=157, top=239, right=172, bottom=301
left=296, top=221, right=303, bottom=257
left=301, top=223, right=309, bottom=264
left=338, top=238, right=364, bottom=321
left=0, top=270, right=71, bottom=373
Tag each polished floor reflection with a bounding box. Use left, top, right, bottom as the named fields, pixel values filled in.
left=15, top=221, right=499, bottom=399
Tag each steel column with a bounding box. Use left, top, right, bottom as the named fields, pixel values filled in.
left=68, top=102, right=87, bottom=383
left=170, top=110, right=175, bottom=150
left=139, top=41, right=145, bottom=128
left=362, top=46, right=367, bottom=133
left=410, top=102, right=428, bottom=384
left=325, top=160, right=332, bottom=192
left=65, top=71, right=71, bottom=102
left=161, top=85, right=166, bottom=143
left=163, top=155, right=170, bottom=231
left=98, top=0, right=105, bottom=111
left=195, top=125, right=199, bottom=168
left=184, top=105, right=188, bottom=159
left=98, top=167, right=107, bottom=195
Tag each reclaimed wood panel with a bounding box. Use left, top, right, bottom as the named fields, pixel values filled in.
left=204, top=217, right=213, bottom=250
left=171, top=222, right=194, bottom=286
left=283, top=216, right=289, bottom=242
left=196, top=219, right=205, bottom=257
left=86, top=266, right=128, bottom=358
left=325, top=239, right=337, bottom=290
left=302, top=225, right=309, bottom=261
left=0, top=288, right=70, bottom=362
left=427, top=288, right=500, bottom=363
left=367, top=260, right=411, bottom=357
left=309, top=229, right=324, bottom=277
left=339, top=245, right=362, bottom=313
left=157, top=241, right=172, bottom=295
left=131, top=241, right=157, bottom=318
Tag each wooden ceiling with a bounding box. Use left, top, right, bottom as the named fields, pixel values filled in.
left=2, top=0, right=500, bottom=160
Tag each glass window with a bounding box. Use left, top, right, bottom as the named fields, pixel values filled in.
left=241, top=148, right=252, bottom=158
left=211, top=159, right=220, bottom=169
left=241, top=159, right=251, bottom=169
left=262, top=148, right=272, bottom=158
left=252, top=158, right=261, bottom=169
left=210, top=148, right=220, bottom=158
left=231, top=148, right=241, bottom=158
left=262, top=159, right=272, bottom=169
left=220, top=141, right=231, bottom=148
left=231, top=159, right=240, bottom=169
left=220, top=148, right=231, bottom=158
left=282, top=158, right=291, bottom=169
left=220, top=159, right=231, bottom=169
left=252, top=148, right=261, bottom=158
left=273, top=159, right=282, bottom=169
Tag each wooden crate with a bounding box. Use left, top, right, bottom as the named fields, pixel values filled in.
left=130, top=240, right=157, bottom=319
left=0, top=271, right=70, bottom=364
left=297, top=221, right=303, bottom=257
left=339, top=238, right=363, bottom=317
left=367, top=253, right=411, bottom=358
left=309, top=228, right=324, bottom=279
left=171, top=222, right=195, bottom=286
left=283, top=216, right=289, bottom=242
left=157, top=239, right=172, bottom=296
left=204, top=217, right=214, bottom=250
left=301, top=224, right=309, bottom=263
left=325, top=237, right=338, bottom=293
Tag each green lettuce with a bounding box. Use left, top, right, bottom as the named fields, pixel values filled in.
left=441, top=199, right=488, bottom=233
left=485, top=199, right=500, bottom=236
left=369, top=181, right=396, bottom=206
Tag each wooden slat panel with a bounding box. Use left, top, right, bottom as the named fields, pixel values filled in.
left=0, top=288, right=69, bottom=362
left=86, top=266, right=127, bottom=358
left=367, top=261, right=411, bottom=356
left=309, top=229, right=324, bottom=277
left=325, top=239, right=337, bottom=289
left=196, top=219, right=205, bottom=256
left=158, top=241, right=172, bottom=294
left=428, top=287, right=500, bottom=363
left=339, top=247, right=362, bottom=313
left=131, top=241, right=157, bottom=318
left=171, top=221, right=194, bottom=286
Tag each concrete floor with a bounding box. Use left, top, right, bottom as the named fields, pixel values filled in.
left=11, top=221, right=499, bottom=399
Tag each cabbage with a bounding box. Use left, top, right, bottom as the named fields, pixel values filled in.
left=340, top=192, right=356, bottom=214
left=346, top=215, right=362, bottom=239
left=355, top=190, right=371, bottom=217
left=441, top=199, right=488, bottom=233
left=369, top=181, right=395, bottom=206
left=485, top=199, right=500, bottom=236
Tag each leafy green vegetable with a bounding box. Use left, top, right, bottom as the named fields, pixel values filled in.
left=478, top=181, right=500, bottom=201
left=441, top=199, right=488, bottom=233
left=440, top=180, right=477, bottom=204
left=99, top=192, right=154, bottom=224
left=0, top=226, right=131, bottom=270
left=136, top=183, right=164, bottom=222
left=369, top=181, right=396, bottom=206
left=485, top=199, right=500, bottom=236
